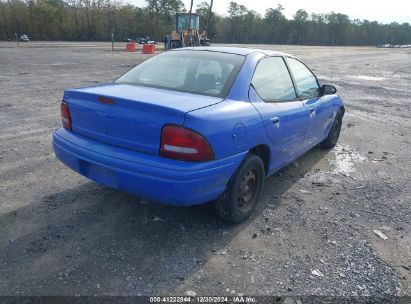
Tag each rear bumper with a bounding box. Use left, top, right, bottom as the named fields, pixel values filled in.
left=52, top=128, right=246, bottom=206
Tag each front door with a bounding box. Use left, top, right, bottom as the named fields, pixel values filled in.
left=285, top=57, right=334, bottom=146
left=249, top=56, right=310, bottom=172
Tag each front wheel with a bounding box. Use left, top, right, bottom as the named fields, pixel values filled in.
left=215, top=154, right=265, bottom=223
left=321, top=110, right=343, bottom=149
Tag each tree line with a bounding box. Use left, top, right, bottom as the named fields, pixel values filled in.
left=1, top=0, right=410, bottom=45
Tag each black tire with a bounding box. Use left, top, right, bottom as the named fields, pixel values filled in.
left=321, top=110, right=343, bottom=149
left=215, top=154, right=265, bottom=223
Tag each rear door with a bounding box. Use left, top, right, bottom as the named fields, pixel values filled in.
left=285, top=57, right=334, bottom=146
left=249, top=56, right=310, bottom=171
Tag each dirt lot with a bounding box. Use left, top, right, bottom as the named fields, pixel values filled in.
left=0, top=42, right=410, bottom=301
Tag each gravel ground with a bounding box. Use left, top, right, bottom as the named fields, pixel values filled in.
left=0, top=42, right=410, bottom=302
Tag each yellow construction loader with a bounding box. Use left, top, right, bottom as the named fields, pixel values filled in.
left=164, top=0, right=213, bottom=50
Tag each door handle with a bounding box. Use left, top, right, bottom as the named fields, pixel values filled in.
left=271, top=117, right=280, bottom=128
left=309, top=107, right=316, bottom=118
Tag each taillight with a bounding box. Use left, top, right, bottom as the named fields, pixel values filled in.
left=160, top=125, right=214, bottom=162
left=61, top=101, right=71, bottom=130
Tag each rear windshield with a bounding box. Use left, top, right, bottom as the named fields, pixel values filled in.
left=115, top=50, right=245, bottom=97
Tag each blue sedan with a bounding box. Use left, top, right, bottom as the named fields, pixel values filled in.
left=53, top=47, right=344, bottom=222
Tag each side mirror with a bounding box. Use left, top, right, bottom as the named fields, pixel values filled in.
left=321, top=84, right=337, bottom=95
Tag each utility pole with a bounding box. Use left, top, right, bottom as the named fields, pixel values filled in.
left=187, top=0, right=193, bottom=45
left=111, top=32, right=114, bottom=52
left=205, top=0, right=213, bottom=36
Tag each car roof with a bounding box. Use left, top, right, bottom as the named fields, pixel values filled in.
left=173, top=46, right=293, bottom=57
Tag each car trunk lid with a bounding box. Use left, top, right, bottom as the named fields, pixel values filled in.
left=64, top=83, right=222, bottom=155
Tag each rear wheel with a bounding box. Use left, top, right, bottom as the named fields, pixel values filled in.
left=215, top=154, right=264, bottom=223
left=321, top=110, right=343, bottom=149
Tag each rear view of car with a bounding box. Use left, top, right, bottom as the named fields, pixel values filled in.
left=52, top=50, right=247, bottom=213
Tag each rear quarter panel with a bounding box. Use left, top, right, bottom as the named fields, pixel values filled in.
left=183, top=100, right=270, bottom=160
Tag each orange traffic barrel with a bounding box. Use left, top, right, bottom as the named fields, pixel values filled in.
left=142, top=44, right=155, bottom=54
left=126, top=42, right=136, bottom=52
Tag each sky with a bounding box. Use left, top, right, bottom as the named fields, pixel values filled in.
left=126, top=0, right=411, bottom=24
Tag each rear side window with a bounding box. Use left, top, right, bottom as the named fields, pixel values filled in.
left=286, top=57, right=319, bottom=98
left=251, top=57, right=296, bottom=102
left=115, top=51, right=245, bottom=98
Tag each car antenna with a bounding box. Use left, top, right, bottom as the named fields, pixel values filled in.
left=331, top=33, right=335, bottom=85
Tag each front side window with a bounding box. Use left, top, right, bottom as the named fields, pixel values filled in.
left=251, top=57, right=297, bottom=102
left=286, top=57, right=319, bottom=98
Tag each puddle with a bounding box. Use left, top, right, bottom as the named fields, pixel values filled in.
left=317, top=75, right=341, bottom=82
left=329, top=144, right=366, bottom=175
left=306, top=145, right=367, bottom=183
left=351, top=75, right=386, bottom=81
